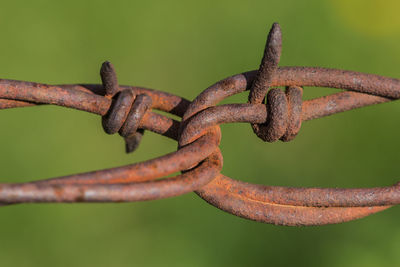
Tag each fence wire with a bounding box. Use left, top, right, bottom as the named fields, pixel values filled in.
left=0, top=23, right=399, bottom=226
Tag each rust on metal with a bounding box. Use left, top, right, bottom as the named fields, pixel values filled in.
left=0, top=23, right=399, bottom=226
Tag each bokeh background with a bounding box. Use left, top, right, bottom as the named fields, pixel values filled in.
left=0, top=0, right=399, bottom=266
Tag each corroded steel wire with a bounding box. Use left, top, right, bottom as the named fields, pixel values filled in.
left=0, top=23, right=399, bottom=226
left=0, top=80, right=223, bottom=201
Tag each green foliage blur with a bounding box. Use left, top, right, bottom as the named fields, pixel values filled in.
left=0, top=0, right=399, bottom=266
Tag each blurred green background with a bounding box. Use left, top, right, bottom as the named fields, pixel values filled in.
left=0, top=0, right=399, bottom=266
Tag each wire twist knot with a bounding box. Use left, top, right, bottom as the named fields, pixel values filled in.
left=100, top=61, right=152, bottom=153
left=249, top=23, right=303, bottom=142
left=256, top=86, right=303, bottom=142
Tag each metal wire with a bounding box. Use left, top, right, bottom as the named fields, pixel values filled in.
left=0, top=23, right=399, bottom=226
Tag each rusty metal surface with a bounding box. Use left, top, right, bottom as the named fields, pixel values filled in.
left=0, top=23, right=399, bottom=226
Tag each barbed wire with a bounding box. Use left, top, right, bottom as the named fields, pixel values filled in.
left=0, top=23, right=399, bottom=226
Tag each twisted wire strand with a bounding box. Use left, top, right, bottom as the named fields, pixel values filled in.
left=0, top=63, right=222, bottom=202
left=176, top=22, right=399, bottom=225
left=177, top=76, right=396, bottom=225
left=0, top=23, right=399, bottom=226
left=0, top=66, right=398, bottom=224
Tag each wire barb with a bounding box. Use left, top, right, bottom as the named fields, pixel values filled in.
left=249, top=22, right=282, bottom=104
left=100, top=61, right=151, bottom=153
left=248, top=22, right=303, bottom=143
left=100, top=61, right=119, bottom=97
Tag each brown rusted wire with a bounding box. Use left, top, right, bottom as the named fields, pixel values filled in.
left=0, top=23, right=399, bottom=226
left=100, top=61, right=152, bottom=153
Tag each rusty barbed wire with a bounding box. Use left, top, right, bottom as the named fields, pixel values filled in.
left=0, top=23, right=399, bottom=226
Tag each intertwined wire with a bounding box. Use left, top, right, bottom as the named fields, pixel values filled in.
left=0, top=23, right=399, bottom=226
